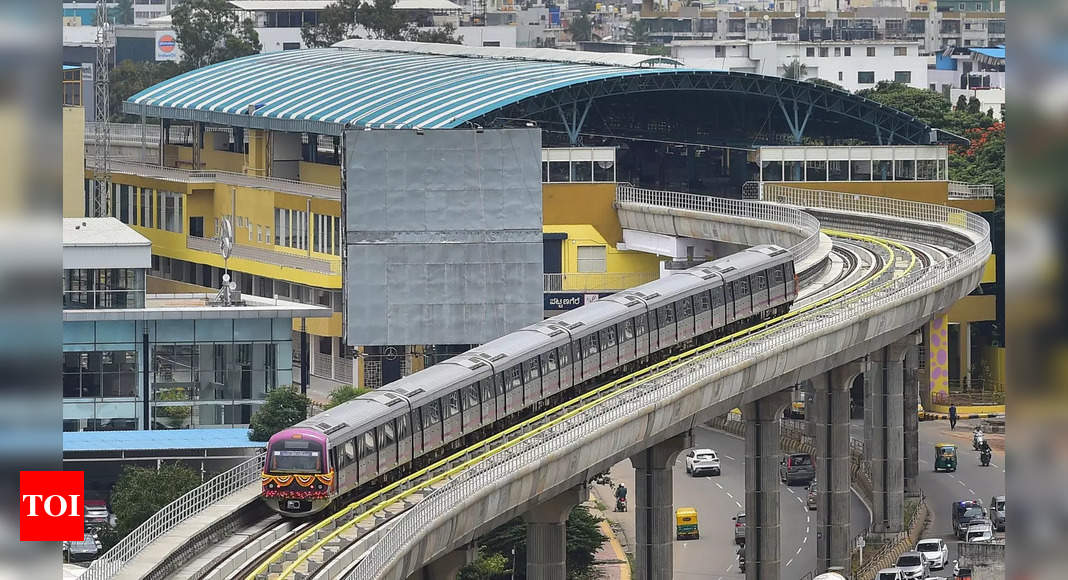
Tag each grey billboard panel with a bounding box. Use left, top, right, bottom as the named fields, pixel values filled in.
left=344, top=128, right=543, bottom=346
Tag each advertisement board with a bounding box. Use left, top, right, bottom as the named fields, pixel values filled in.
left=155, top=30, right=181, bottom=61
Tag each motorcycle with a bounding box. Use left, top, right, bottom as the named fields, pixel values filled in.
left=615, top=496, right=628, bottom=512
left=980, top=448, right=992, bottom=466
left=737, top=547, right=746, bottom=573
left=973, top=430, right=985, bottom=451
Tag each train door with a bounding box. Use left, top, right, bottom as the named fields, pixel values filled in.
left=711, top=285, right=725, bottom=330
left=724, top=282, right=736, bottom=325
left=676, top=296, right=696, bottom=342
left=658, top=304, right=677, bottom=347
left=357, top=429, right=378, bottom=485
left=339, top=439, right=357, bottom=490
left=540, top=350, right=560, bottom=397
left=599, top=327, right=618, bottom=371
left=693, top=290, right=711, bottom=335
left=396, top=414, right=413, bottom=465
left=581, top=333, right=599, bottom=378
left=377, top=419, right=398, bottom=474
left=503, top=365, right=524, bottom=416
left=420, top=400, right=443, bottom=452
left=442, top=391, right=461, bottom=442
left=523, top=357, right=542, bottom=406
left=558, top=344, right=574, bottom=390
left=619, top=320, right=635, bottom=364
left=732, top=278, right=751, bottom=320
left=752, top=272, right=769, bottom=314
left=461, top=383, right=481, bottom=433
left=634, top=313, right=649, bottom=358
left=478, top=378, right=496, bottom=426
left=768, top=265, right=786, bottom=308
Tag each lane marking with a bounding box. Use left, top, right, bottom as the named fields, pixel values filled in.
left=736, top=501, right=742, bottom=509
left=724, top=455, right=736, bottom=461
left=806, top=526, right=810, bottom=534
left=959, top=480, right=967, bottom=487
left=806, top=516, right=810, bottom=523
left=797, top=496, right=804, bottom=504
left=969, top=489, right=975, bottom=495
left=726, top=492, right=734, bottom=499
left=788, top=488, right=796, bottom=494
left=796, top=546, right=803, bottom=555
left=725, top=564, right=733, bottom=573
left=714, top=482, right=724, bottom=490
left=786, top=558, right=794, bottom=567
left=803, top=535, right=808, bottom=544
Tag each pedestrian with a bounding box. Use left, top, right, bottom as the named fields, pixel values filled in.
left=949, top=404, right=958, bottom=430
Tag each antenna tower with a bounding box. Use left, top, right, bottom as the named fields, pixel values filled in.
left=92, top=0, right=114, bottom=218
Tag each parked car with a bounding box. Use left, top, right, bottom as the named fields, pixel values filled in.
left=876, top=568, right=904, bottom=580
left=685, top=448, right=721, bottom=476
left=952, top=500, right=986, bottom=540
left=63, top=532, right=101, bottom=563
left=806, top=482, right=817, bottom=510
left=965, top=521, right=994, bottom=543
left=732, top=512, right=746, bottom=545
left=779, top=453, right=815, bottom=485
left=84, top=500, right=110, bottom=528
left=895, top=551, right=928, bottom=579
left=915, top=537, right=949, bottom=570
left=989, top=495, right=1005, bottom=531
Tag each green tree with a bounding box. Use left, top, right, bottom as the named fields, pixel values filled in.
left=300, top=0, right=462, bottom=47
left=326, top=384, right=371, bottom=409
left=459, top=505, right=607, bottom=579
left=102, top=463, right=201, bottom=547
left=577, top=0, right=597, bottom=14
left=857, top=81, right=952, bottom=129
left=249, top=386, right=309, bottom=441
left=967, top=96, right=982, bottom=114
left=805, top=77, right=845, bottom=91
left=568, top=14, right=593, bottom=42
left=457, top=550, right=509, bottom=580
left=956, top=93, right=969, bottom=111
left=112, top=0, right=134, bottom=25
left=171, top=0, right=262, bottom=69
left=781, top=59, right=808, bottom=80
left=301, top=1, right=357, bottom=47
left=109, top=59, right=186, bottom=122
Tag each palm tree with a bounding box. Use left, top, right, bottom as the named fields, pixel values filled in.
left=624, top=18, right=651, bottom=45
left=781, top=59, right=808, bottom=80
left=569, top=14, right=592, bottom=43
left=112, top=0, right=134, bottom=25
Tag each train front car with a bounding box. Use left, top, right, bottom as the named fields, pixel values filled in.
left=262, top=427, right=334, bottom=516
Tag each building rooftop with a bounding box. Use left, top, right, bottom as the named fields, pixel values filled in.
left=63, top=292, right=333, bottom=321
left=63, top=427, right=266, bottom=452
left=392, top=0, right=464, bottom=10
left=63, top=217, right=151, bottom=248
left=229, top=0, right=333, bottom=9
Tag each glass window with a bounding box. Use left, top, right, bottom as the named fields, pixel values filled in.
left=894, top=46, right=908, bottom=56
left=571, top=161, right=592, bottom=182
left=866, top=46, right=876, bottom=57
left=844, top=47, right=851, bottom=56
left=916, top=159, right=940, bottom=180
left=805, top=160, right=827, bottom=181
left=755, top=273, right=767, bottom=290
left=576, top=246, right=607, bottom=273
left=635, top=314, right=647, bottom=336
left=806, top=47, right=815, bottom=57
left=858, top=71, right=875, bottom=84
left=421, top=400, right=440, bottom=427
left=558, top=344, right=570, bottom=367
left=850, top=160, right=872, bottom=180
left=894, top=70, right=912, bottom=84
left=762, top=160, right=783, bottom=181
left=818, top=47, right=828, bottom=57
left=359, top=430, right=376, bottom=459
left=894, top=159, right=915, bottom=180
left=549, top=161, right=570, bottom=182
left=508, top=365, right=522, bottom=390
left=623, top=319, right=635, bottom=339
left=593, top=160, right=615, bottom=182
left=444, top=393, right=459, bottom=418
left=479, top=378, right=495, bottom=402
left=783, top=160, right=803, bottom=181
left=874, top=160, right=892, bottom=180
left=828, top=160, right=848, bottom=180
left=464, top=384, right=479, bottom=409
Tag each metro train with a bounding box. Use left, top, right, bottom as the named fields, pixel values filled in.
left=262, top=245, right=798, bottom=516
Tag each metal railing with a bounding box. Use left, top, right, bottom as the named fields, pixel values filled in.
left=948, top=181, right=995, bottom=200
left=186, top=235, right=339, bottom=275
left=81, top=454, right=265, bottom=580
left=86, top=158, right=342, bottom=200
left=542, top=271, right=659, bottom=292
left=346, top=186, right=989, bottom=579
left=617, top=184, right=823, bottom=267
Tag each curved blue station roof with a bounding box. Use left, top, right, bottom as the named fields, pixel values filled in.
left=125, top=40, right=932, bottom=143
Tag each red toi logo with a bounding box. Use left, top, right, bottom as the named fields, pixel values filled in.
left=20, top=471, right=85, bottom=541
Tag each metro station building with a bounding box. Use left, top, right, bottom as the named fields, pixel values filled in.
left=77, top=41, right=1001, bottom=406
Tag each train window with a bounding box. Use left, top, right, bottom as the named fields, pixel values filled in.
left=608, top=325, right=617, bottom=346
left=421, top=401, right=440, bottom=428
left=546, top=350, right=558, bottom=372
left=679, top=296, right=693, bottom=318
left=464, top=384, right=479, bottom=410
left=771, top=266, right=784, bottom=284
left=480, top=378, right=494, bottom=402
left=635, top=314, right=647, bottom=336
left=359, top=430, right=376, bottom=459
left=696, top=291, right=710, bottom=313
left=623, top=319, right=634, bottom=340
left=509, top=365, right=522, bottom=390
left=755, top=274, right=767, bottom=290
left=713, top=286, right=725, bottom=307
left=343, top=440, right=356, bottom=463
left=558, top=345, right=570, bottom=367
left=525, top=358, right=539, bottom=382
left=583, top=334, right=598, bottom=357
left=397, top=414, right=410, bottom=440
left=378, top=420, right=396, bottom=448
left=444, top=393, right=459, bottom=418
left=660, top=305, right=675, bottom=326
left=734, top=279, right=748, bottom=297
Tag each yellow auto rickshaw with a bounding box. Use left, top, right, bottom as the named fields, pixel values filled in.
left=676, top=507, right=699, bottom=540
left=934, top=442, right=957, bottom=472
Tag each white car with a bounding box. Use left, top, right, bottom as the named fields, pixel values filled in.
left=916, top=537, right=949, bottom=570
left=966, top=521, right=994, bottom=543
left=876, top=568, right=903, bottom=580
left=685, top=448, right=721, bottom=476
left=895, top=551, right=928, bottom=580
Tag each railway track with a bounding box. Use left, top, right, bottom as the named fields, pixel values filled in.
left=183, top=231, right=918, bottom=580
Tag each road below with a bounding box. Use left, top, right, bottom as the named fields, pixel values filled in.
left=593, top=424, right=871, bottom=579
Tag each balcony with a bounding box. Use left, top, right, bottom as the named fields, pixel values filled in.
left=948, top=181, right=995, bottom=200
left=543, top=272, right=658, bottom=292
left=186, top=235, right=339, bottom=275
left=87, top=158, right=341, bottom=200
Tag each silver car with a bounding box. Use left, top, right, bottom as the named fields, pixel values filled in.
left=989, top=495, right=1005, bottom=531
left=895, top=551, right=928, bottom=579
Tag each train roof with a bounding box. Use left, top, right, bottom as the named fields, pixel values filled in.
left=545, top=296, right=635, bottom=334
left=380, top=360, right=484, bottom=407
left=294, top=392, right=400, bottom=443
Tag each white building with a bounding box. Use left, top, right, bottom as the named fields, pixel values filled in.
left=671, top=39, right=927, bottom=92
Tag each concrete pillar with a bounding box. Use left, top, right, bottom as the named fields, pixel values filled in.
left=404, top=545, right=475, bottom=580
left=869, top=338, right=908, bottom=535
left=903, top=333, right=921, bottom=498
left=523, top=485, right=586, bottom=580
left=959, top=321, right=971, bottom=390
left=743, top=391, right=791, bottom=580
left=246, top=129, right=268, bottom=177
left=812, top=361, right=863, bottom=572
left=629, top=433, right=690, bottom=580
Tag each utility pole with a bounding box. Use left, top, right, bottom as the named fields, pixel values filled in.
left=92, top=0, right=114, bottom=218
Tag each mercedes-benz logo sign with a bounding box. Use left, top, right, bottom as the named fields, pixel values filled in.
left=384, top=347, right=398, bottom=361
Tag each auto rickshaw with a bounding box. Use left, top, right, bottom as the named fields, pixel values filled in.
left=934, top=442, right=958, bottom=472
left=675, top=507, right=699, bottom=540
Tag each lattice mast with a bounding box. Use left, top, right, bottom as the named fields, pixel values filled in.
left=92, top=0, right=114, bottom=218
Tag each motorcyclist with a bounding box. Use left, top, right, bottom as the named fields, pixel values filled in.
left=973, top=426, right=984, bottom=449
left=614, top=483, right=628, bottom=510
left=979, top=439, right=992, bottom=465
